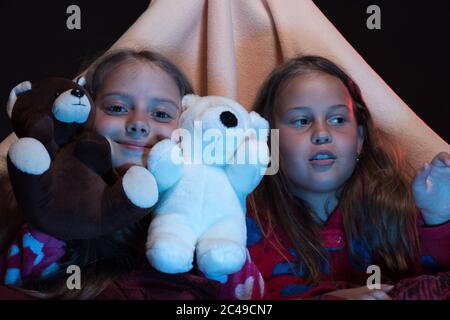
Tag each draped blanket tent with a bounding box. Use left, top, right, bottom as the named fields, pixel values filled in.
left=1, top=0, right=448, bottom=172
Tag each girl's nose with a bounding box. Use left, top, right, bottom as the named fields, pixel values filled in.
left=126, top=120, right=150, bottom=139
left=311, top=124, right=332, bottom=144
left=312, top=133, right=332, bottom=144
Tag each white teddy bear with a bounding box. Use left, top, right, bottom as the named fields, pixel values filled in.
left=146, top=94, right=270, bottom=283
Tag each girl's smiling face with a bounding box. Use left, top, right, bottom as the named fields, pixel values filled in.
left=94, top=60, right=182, bottom=174
left=274, top=72, right=364, bottom=196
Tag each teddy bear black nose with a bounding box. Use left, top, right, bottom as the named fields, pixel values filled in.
left=220, top=111, right=238, bottom=128
left=70, top=88, right=85, bottom=98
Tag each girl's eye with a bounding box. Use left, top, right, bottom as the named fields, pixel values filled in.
left=291, top=117, right=311, bottom=127
left=152, top=111, right=173, bottom=122
left=105, top=105, right=128, bottom=114
left=329, top=116, right=346, bottom=125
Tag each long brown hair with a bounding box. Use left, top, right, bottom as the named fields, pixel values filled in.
left=1, top=49, right=194, bottom=299
left=252, top=56, right=419, bottom=284
left=0, top=175, right=24, bottom=254
left=84, top=49, right=194, bottom=101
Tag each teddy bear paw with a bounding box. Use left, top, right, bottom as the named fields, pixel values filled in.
left=74, top=134, right=112, bottom=176
left=8, top=138, right=51, bottom=175
left=197, top=240, right=246, bottom=279
left=122, top=166, right=159, bottom=208
left=146, top=240, right=194, bottom=274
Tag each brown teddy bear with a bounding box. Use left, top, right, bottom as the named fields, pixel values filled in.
left=5, top=77, right=158, bottom=240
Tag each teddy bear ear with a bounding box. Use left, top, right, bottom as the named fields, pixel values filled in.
left=249, top=111, right=269, bottom=130
left=76, top=76, right=86, bottom=87
left=181, top=94, right=201, bottom=111
left=249, top=111, right=270, bottom=142
left=6, top=81, right=32, bottom=119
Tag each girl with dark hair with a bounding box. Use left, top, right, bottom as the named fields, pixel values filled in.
left=222, top=55, right=449, bottom=300
left=0, top=49, right=219, bottom=299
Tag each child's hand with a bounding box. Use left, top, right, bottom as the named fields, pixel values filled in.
left=326, top=285, right=393, bottom=300
left=412, top=152, right=450, bottom=226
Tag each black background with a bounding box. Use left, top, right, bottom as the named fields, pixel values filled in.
left=1, top=0, right=449, bottom=143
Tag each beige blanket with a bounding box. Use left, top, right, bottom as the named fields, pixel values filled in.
left=1, top=0, right=448, bottom=174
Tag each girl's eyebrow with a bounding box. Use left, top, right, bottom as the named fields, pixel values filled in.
left=289, top=104, right=349, bottom=111
left=148, top=97, right=179, bottom=109
left=329, top=104, right=350, bottom=111
left=98, top=93, right=133, bottom=105
left=99, top=94, right=179, bottom=109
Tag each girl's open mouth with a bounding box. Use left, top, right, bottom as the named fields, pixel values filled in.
left=309, top=151, right=337, bottom=166
left=310, top=158, right=336, bottom=166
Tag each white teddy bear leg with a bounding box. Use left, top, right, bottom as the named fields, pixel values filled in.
left=122, top=166, right=158, bottom=209
left=197, top=238, right=247, bottom=283
left=146, top=213, right=197, bottom=274
left=195, top=216, right=247, bottom=283
left=8, top=138, right=51, bottom=175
